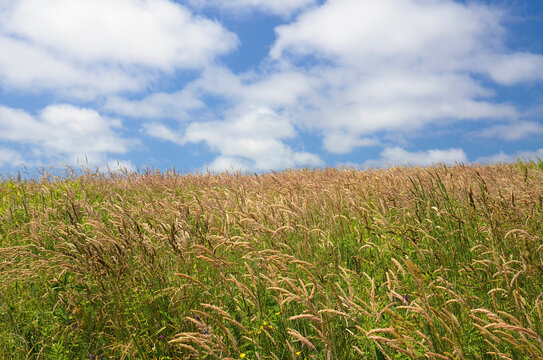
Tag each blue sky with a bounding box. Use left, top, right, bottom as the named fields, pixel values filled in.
left=0, top=0, right=542, bottom=174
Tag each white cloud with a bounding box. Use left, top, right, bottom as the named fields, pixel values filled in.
left=181, top=106, right=323, bottom=171
left=0, top=147, right=24, bottom=167
left=0, top=104, right=134, bottom=167
left=105, top=65, right=318, bottom=118
left=476, top=149, right=543, bottom=164
left=205, top=156, right=255, bottom=173
left=188, top=0, right=317, bottom=16
left=271, top=0, right=504, bottom=63
left=142, top=123, right=184, bottom=144
left=191, top=65, right=245, bottom=98
left=476, top=121, right=543, bottom=141
left=62, top=0, right=543, bottom=172
left=364, top=147, right=468, bottom=168
left=116, top=66, right=321, bottom=171
left=105, top=90, right=205, bottom=120
left=4, top=0, right=236, bottom=68
left=323, top=132, right=379, bottom=154
left=307, top=69, right=517, bottom=153
left=242, top=71, right=318, bottom=107
left=482, top=53, right=543, bottom=85
left=117, top=0, right=543, bottom=170
left=0, top=35, right=145, bottom=97
left=266, top=0, right=542, bottom=153
left=0, top=0, right=237, bottom=96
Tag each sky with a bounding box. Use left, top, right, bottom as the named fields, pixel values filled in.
left=0, top=0, right=542, bottom=174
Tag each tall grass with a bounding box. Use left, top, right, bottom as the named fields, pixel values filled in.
left=1, top=162, right=542, bottom=359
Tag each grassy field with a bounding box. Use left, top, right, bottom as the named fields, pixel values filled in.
left=1, top=162, right=543, bottom=359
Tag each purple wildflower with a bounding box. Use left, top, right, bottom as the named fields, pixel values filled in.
left=159, top=335, right=165, bottom=340
left=202, top=327, right=208, bottom=335
left=394, top=294, right=409, bottom=304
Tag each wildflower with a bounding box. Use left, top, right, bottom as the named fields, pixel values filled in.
left=394, top=294, right=409, bottom=304
left=263, top=321, right=267, bottom=326
left=257, top=330, right=262, bottom=334
left=159, top=335, right=165, bottom=340
left=239, top=353, right=246, bottom=358
left=275, top=312, right=280, bottom=316
left=202, top=327, right=208, bottom=335
left=296, top=351, right=301, bottom=356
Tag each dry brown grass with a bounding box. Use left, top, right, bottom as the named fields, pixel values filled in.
left=0, top=163, right=542, bottom=359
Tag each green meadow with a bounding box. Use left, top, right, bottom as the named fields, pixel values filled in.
left=1, top=162, right=542, bottom=359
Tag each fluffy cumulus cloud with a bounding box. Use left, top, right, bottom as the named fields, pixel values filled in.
left=182, top=106, right=323, bottom=171
left=2, top=0, right=543, bottom=172
left=106, top=65, right=319, bottom=121
left=187, top=0, right=317, bottom=16
left=364, top=147, right=468, bottom=168
left=271, top=0, right=519, bottom=65
left=322, top=132, right=379, bottom=154
left=268, top=0, right=543, bottom=153
left=118, top=66, right=325, bottom=171
left=0, top=0, right=237, bottom=97
left=476, top=121, right=543, bottom=141
left=484, top=53, right=543, bottom=86
left=0, top=147, right=24, bottom=168
left=105, top=90, right=205, bottom=120
left=0, top=104, right=134, bottom=167
left=143, top=123, right=185, bottom=145
left=131, top=0, right=543, bottom=170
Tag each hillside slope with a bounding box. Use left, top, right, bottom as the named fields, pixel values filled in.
left=1, top=163, right=542, bottom=359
